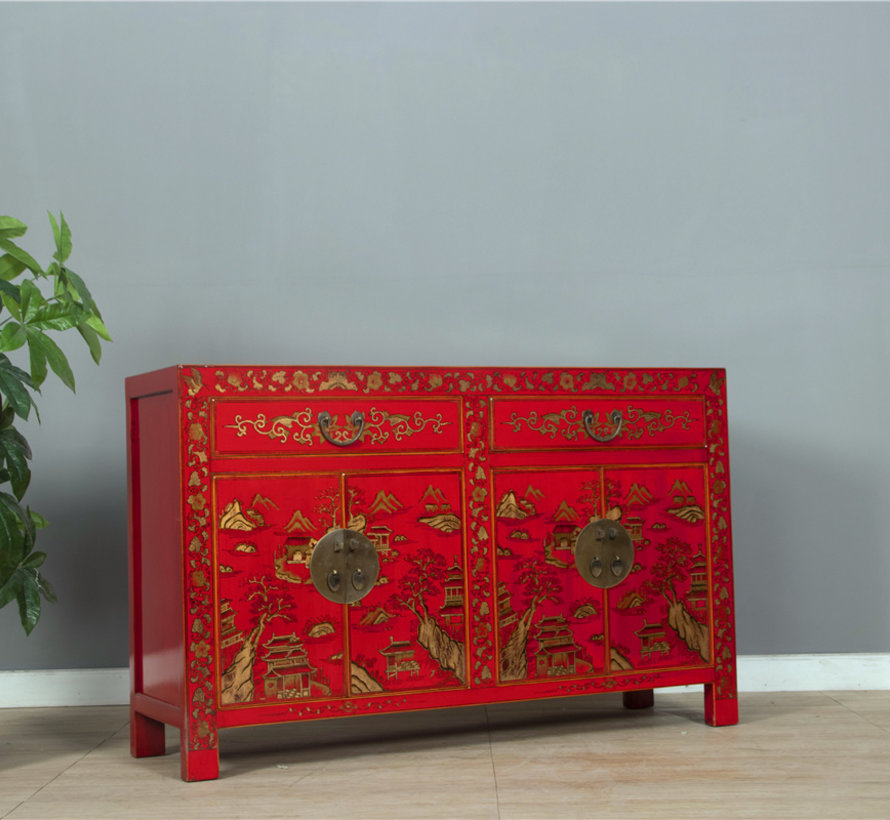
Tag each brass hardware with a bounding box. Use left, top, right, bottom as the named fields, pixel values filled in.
left=574, top=519, right=634, bottom=589
left=310, top=528, right=379, bottom=604
left=582, top=409, right=623, bottom=443
left=318, top=410, right=365, bottom=447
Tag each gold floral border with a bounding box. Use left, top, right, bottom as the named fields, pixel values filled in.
left=703, top=372, right=737, bottom=700
left=182, top=366, right=715, bottom=399
left=183, top=395, right=216, bottom=750
left=465, top=397, right=496, bottom=686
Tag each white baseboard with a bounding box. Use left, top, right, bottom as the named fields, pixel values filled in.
left=1, top=654, right=887, bottom=708
left=734, top=653, right=890, bottom=693
left=0, top=667, right=130, bottom=708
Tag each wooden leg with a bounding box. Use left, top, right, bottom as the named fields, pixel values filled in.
left=180, top=733, right=220, bottom=781
left=623, top=689, right=654, bottom=710
left=704, top=683, right=739, bottom=726
left=130, top=708, right=166, bottom=758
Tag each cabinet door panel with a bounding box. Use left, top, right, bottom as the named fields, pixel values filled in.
left=605, top=466, right=711, bottom=672
left=214, top=474, right=347, bottom=706
left=345, top=472, right=468, bottom=694
left=493, top=469, right=606, bottom=684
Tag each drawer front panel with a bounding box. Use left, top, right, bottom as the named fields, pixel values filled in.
left=605, top=466, right=711, bottom=673
left=213, top=398, right=462, bottom=456
left=491, top=398, right=705, bottom=451
left=213, top=473, right=348, bottom=708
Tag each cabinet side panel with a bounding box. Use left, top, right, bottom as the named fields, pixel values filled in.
left=134, top=390, right=183, bottom=707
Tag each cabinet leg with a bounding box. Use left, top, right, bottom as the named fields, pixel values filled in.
left=180, top=734, right=220, bottom=782
left=704, top=683, right=739, bottom=726
left=130, top=708, right=166, bottom=758
left=622, top=689, right=654, bottom=710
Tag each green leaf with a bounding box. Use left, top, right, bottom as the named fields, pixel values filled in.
left=0, top=503, right=27, bottom=566
left=17, top=569, right=41, bottom=633
left=0, top=238, right=44, bottom=277
left=1, top=293, right=22, bottom=321
left=0, top=217, right=27, bottom=240
left=0, top=571, right=22, bottom=610
left=0, top=280, right=22, bottom=303
left=29, top=509, right=48, bottom=529
left=85, top=313, right=112, bottom=342
left=25, top=328, right=75, bottom=391
left=0, top=491, right=34, bottom=546
left=77, top=322, right=102, bottom=364
left=0, top=354, right=35, bottom=420
left=0, top=405, right=14, bottom=429
left=49, top=212, right=73, bottom=264
left=0, top=253, right=26, bottom=282
left=20, top=280, right=45, bottom=322
left=23, top=551, right=46, bottom=569
left=34, top=570, right=56, bottom=603
left=63, top=268, right=99, bottom=316
left=0, top=426, right=32, bottom=462
left=25, top=302, right=83, bottom=332
left=0, top=427, right=32, bottom=500
left=0, top=322, right=27, bottom=353
left=0, top=355, right=34, bottom=388
left=26, top=330, right=47, bottom=389
left=0, top=536, right=18, bottom=587
left=48, top=211, right=60, bottom=248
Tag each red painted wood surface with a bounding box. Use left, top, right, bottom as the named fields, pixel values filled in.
left=128, top=366, right=738, bottom=781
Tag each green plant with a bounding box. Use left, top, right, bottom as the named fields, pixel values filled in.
left=0, top=212, right=111, bottom=634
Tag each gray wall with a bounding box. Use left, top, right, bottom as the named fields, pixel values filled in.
left=2, top=2, right=888, bottom=670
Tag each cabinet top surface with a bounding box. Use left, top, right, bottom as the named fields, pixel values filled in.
left=126, top=365, right=728, bottom=401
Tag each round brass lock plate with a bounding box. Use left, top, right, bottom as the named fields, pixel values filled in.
left=574, top=519, right=634, bottom=589
left=310, top=528, right=380, bottom=604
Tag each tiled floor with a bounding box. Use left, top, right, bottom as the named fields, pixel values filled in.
left=1, top=691, right=888, bottom=819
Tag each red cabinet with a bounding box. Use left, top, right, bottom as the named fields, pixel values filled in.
left=127, top=366, right=738, bottom=781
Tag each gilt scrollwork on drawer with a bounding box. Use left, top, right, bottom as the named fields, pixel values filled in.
left=213, top=399, right=462, bottom=455
left=491, top=398, right=705, bottom=450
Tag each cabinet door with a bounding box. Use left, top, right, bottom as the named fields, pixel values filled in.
left=605, top=466, right=712, bottom=672
left=213, top=474, right=347, bottom=706
left=345, top=472, right=468, bottom=694
left=493, top=469, right=607, bottom=684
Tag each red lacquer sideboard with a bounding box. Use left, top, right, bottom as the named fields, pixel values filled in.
left=126, top=365, right=738, bottom=781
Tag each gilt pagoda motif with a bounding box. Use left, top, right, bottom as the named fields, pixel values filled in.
left=262, top=633, right=319, bottom=700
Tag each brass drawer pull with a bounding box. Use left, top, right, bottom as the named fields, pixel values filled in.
left=318, top=410, right=365, bottom=447
left=582, top=409, right=623, bottom=443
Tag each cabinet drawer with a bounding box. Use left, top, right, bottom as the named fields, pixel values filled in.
left=491, top=397, right=705, bottom=451
left=213, top=398, right=462, bottom=456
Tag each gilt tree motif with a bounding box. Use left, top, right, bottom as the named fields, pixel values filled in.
left=387, top=548, right=465, bottom=683
left=644, top=537, right=692, bottom=605
left=314, top=487, right=340, bottom=531
left=220, top=577, right=297, bottom=703
left=644, top=538, right=709, bottom=662
left=501, top=557, right=563, bottom=680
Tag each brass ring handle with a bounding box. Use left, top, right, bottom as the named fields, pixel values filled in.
left=582, top=409, right=623, bottom=443
left=318, top=410, right=365, bottom=447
